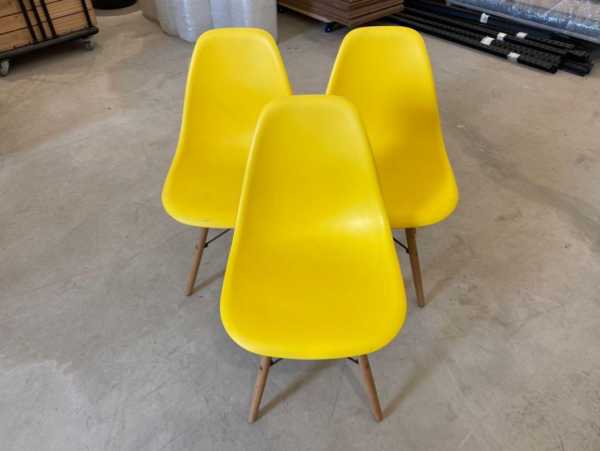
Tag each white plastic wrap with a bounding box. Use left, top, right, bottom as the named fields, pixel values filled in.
left=142, top=0, right=278, bottom=43
left=231, top=0, right=278, bottom=40
left=211, top=0, right=232, bottom=28
left=141, top=0, right=211, bottom=42
left=448, top=0, right=600, bottom=44
left=140, top=0, right=159, bottom=22
left=156, top=0, right=178, bottom=36
left=173, top=0, right=213, bottom=42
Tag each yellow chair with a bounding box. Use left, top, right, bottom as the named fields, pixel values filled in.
left=221, top=96, right=407, bottom=423
left=327, top=27, right=459, bottom=307
left=162, top=28, right=292, bottom=295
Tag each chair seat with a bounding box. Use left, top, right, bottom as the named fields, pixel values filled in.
left=376, top=145, right=458, bottom=229
left=221, top=237, right=405, bottom=360
left=162, top=141, right=249, bottom=229
left=221, top=95, right=406, bottom=361
left=326, top=27, right=459, bottom=230
left=161, top=28, right=292, bottom=231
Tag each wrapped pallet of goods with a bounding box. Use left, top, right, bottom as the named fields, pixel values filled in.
left=141, top=0, right=278, bottom=42
left=213, top=0, right=278, bottom=40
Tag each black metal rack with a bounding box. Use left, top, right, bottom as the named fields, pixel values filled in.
left=388, top=1, right=593, bottom=76
left=389, top=14, right=558, bottom=73
left=403, top=7, right=588, bottom=62
left=406, top=0, right=576, bottom=42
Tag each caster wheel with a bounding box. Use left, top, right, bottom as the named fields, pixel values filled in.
left=324, top=22, right=335, bottom=33
left=84, top=36, right=95, bottom=51
left=0, top=60, right=9, bottom=77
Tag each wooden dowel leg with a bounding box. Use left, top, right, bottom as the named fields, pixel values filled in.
left=185, top=227, right=209, bottom=296
left=405, top=228, right=426, bottom=308
left=357, top=355, right=383, bottom=422
left=249, top=356, right=271, bottom=423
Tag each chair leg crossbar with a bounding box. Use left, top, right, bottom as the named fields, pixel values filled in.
left=185, top=228, right=232, bottom=296
left=269, top=357, right=358, bottom=366
left=393, top=237, right=409, bottom=253
left=204, top=229, right=231, bottom=248
left=248, top=355, right=383, bottom=423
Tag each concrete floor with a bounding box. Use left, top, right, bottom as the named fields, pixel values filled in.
left=1, top=5, right=600, bottom=451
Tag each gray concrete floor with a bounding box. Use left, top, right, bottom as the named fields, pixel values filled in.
left=1, top=5, right=600, bottom=451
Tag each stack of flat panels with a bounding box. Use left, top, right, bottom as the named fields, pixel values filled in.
left=279, top=0, right=404, bottom=26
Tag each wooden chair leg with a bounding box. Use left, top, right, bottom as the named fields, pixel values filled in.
left=357, top=355, right=383, bottom=422
left=249, top=356, right=271, bottom=423
left=185, top=227, right=209, bottom=296
left=405, top=228, right=426, bottom=308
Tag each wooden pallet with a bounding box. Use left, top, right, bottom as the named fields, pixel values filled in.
left=0, top=0, right=96, bottom=52
left=279, top=0, right=403, bottom=27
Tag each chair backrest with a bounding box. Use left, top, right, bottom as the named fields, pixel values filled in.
left=180, top=28, right=292, bottom=149
left=227, top=95, right=402, bottom=289
left=327, top=27, right=444, bottom=158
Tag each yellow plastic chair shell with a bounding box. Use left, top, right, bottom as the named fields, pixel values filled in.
left=221, top=96, right=407, bottom=422
left=327, top=27, right=459, bottom=306
left=161, top=28, right=292, bottom=295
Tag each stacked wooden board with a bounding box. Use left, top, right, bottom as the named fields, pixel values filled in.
left=279, top=0, right=404, bottom=27
left=0, top=0, right=97, bottom=52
